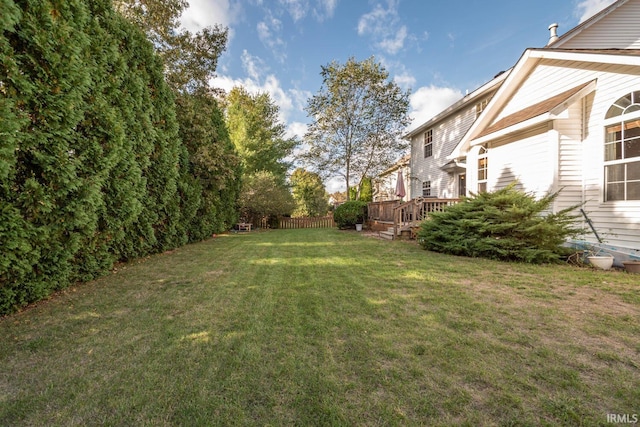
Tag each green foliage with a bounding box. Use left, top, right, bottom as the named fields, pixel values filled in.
left=0, top=0, right=236, bottom=314
left=304, top=57, right=411, bottom=200
left=334, top=201, right=368, bottom=229
left=417, top=184, right=583, bottom=263
left=349, top=177, right=373, bottom=202
left=175, top=89, right=242, bottom=241
left=1, top=0, right=97, bottom=310
left=290, top=168, right=328, bottom=217
left=239, top=172, right=295, bottom=226
left=114, top=0, right=228, bottom=92
left=225, top=86, right=298, bottom=185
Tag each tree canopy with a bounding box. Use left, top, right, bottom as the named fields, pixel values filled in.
left=304, top=57, right=411, bottom=200
left=114, top=0, right=228, bottom=92
left=225, top=86, right=298, bottom=185
left=238, top=171, right=295, bottom=225
left=290, top=168, right=328, bottom=217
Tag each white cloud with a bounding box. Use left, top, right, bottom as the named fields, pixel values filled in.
left=407, top=85, right=463, bottom=131
left=357, top=0, right=409, bottom=55
left=289, top=88, right=313, bottom=111
left=257, top=11, right=287, bottom=61
left=180, top=0, right=239, bottom=32
left=393, top=71, right=416, bottom=90
left=325, top=176, right=345, bottom=194
left=378, top=26, right=407, bottom=55
left=280, top=0, right=308, bottom=22
left=241, top=50, right=267, bottom=81
left=314, top=0, right=338, bottom=21
left=576, top=0, right=616, bottom=23
left=357, top=3, right=389, bottom=35
left=211, top=67, right=299, bottom=125
left=286, top=121, right=308, bottom=140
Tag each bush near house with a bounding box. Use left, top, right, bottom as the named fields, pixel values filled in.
left=417, top=184, right=583, bottom=263
left=334, top=200, right=367, bottom=229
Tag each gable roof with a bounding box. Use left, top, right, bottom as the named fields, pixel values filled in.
left=475, top=80, right=596, bottom=139
left=448, top=48, right=640, bottom=159
left=403, top=70, right=509, bottom=139
left=548, top=0, right=631, bottom=48
left=379, top=154, right=410, bottom=177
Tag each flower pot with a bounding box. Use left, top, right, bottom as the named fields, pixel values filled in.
left=355, top=223, right=363, bottom=232
left=622, top=261, right=640, bottom=273
left=587, top=255, right=614, bottom=270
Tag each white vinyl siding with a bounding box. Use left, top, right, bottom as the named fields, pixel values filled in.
left=410, top=104, right=479, bottom=198
left=487, top=126, right=551, bottom=199
left=554, top=0, right=640, bottom=50
left=478, top=62, right=640, bottom=251
left=554, top=96, right=589, bottom=212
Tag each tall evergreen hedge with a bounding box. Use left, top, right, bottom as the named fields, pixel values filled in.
left=175, top=90, right=242, bottom=242
left=0, top=0, right=240, bottom=314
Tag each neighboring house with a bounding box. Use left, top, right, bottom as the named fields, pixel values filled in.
left=403, top=71, right=509, bottom=200
left=449, top=0, right=640, bottom=261
left=373, top=154, right=411, bottom=202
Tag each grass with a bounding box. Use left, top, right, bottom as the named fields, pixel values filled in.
left=1, top=228, right=639, bottom=426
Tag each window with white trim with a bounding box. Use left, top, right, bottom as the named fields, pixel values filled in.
left=423, top=129, right=433, bottom=158
left=477, top=147, right=488, bottom=192
left=422, top=180, right=431, bottom=197
left=475, top=99, right=489, bottom=118
left=604, top=91, right=640, bottom=201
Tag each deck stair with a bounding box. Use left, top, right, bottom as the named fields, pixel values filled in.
left=379, top=227, right=395, bottom=240
left=368, top=197, right=461, bottom=241
left=379, top=226, right=413, bottom=240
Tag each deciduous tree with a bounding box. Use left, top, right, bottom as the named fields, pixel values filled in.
left=304, top=57, right=411, bottom=200
left=239, top=171, right=295, bottom=226
left=113, top=0, right=227, bottom=92
left=290, top=168, right=328, bottom=217
left=225, top=86, right=298, bottom=185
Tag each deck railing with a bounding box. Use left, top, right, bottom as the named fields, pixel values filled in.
left=392, top=198, right=460, bottom=237
left=367, top=199, right=401, bottom=222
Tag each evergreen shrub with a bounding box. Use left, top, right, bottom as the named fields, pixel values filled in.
left=334, top=201, right=368, bottom=229
left=0, top=0, right=241, bottom=314
left=417, top=184, right=582, bottom=263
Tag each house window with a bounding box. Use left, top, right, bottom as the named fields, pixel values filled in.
left=475, top=99, right=489, bottom=118
left=477, top=147, right=488, bottom=192
left=423, top=129, right=433, bottom=158
left=604, top=91, right=640, bottom=201
left=422, top=181, right=431, bottom=197
left=458, top=174, right=466, bottom=197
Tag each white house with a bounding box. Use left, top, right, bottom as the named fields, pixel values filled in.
left=449, top=0, right=640, bottom=261
left=372, top=154, right=411, bottom=202
left=403, top=71, right=509, bottom=200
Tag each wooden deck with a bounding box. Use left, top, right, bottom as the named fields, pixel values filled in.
left=368, top=198, right=460, bottom=240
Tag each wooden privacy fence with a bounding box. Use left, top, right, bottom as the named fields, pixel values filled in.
left=259, top=215, right=336, bottom=229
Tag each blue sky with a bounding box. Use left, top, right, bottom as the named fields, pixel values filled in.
left=180, top=0, right=616, bottom=191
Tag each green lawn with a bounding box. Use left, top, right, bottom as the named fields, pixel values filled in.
left=1, top=228, right=639, bottom=426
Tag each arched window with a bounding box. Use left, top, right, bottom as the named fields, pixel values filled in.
left=604, top=91, right=640, bottom=201
left=477, top=147, right=488, bottom=192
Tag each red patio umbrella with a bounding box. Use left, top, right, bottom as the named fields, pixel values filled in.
left=395, top=170, right=406, bottom=199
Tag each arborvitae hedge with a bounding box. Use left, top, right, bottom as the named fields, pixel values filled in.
left=0, top=0, right=240, bottom=314
left=175, top=90, right=242, bottom=242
